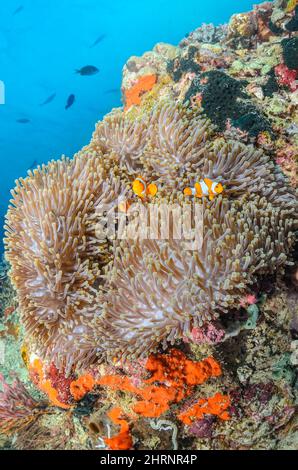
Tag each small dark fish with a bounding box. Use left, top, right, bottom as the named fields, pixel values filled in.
left=90, top=34, right=106, bottom=48
left=13, top=5, right=24, bottom=16
left=29, top=160, right=38, bottom=170
left=105, top=88, right=119, bottom=94
left=17, top=118, right=30, bottom=123
left=40, top=92, right=56, bottom=106
left=76, top=65, right=99, bottom=76
left=65, top=94, right=75, bottom=110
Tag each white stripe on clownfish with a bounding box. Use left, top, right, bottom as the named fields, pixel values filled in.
left=134, top=177, right=147, bottom=197
left=211, top=181, right=220, bottom=193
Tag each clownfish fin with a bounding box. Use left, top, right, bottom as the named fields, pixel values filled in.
left=215, top=182, right=224, bottom=194
left=184, top=187, right=193, bottom=196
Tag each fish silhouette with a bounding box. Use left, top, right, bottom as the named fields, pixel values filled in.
left=13, top=5, right=24, bottom=16
left=90, top=34, right=106, bottom=48
left=40, top=93, right=56, bottom=106
left=75, top=65, right=99, bottom=76
left=65, top=94, right=75, bottom=110
left=16, top=118, right=30, bottom=123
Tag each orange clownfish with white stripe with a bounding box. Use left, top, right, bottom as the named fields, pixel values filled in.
left=132, top=176, right=158, bottom=199
left=184, top=178, right=223, bottom=201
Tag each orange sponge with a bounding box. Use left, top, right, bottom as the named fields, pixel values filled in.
left=70, top=373, right=95, bottom=401
left=178, top=392, right=230, bottom=425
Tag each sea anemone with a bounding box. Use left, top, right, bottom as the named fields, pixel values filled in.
left=195, top=139, right=297, bottom=208
left=143, top=101, right=212, bottom=183
left=91, top=109, right=149, bottom=173
left=4, top=153, right=128, bottom=371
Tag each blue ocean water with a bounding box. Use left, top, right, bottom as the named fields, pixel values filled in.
left=0, top=0, right=262, bottom=253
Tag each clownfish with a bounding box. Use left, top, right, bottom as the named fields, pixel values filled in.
left=132, top=177, right=158, bottom=199
left=184, top=178, right=223, bottom=201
